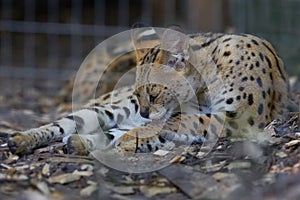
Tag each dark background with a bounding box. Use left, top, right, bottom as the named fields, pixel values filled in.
left=0, top=0, right=299, bottom=111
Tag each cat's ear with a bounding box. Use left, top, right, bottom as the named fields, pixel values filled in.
left=161, top=26, right=189, bottom=56
left=131, top=24, right=160, bottom=62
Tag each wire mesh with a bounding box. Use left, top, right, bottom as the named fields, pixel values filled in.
left=0, top=0, right=299, bottom=100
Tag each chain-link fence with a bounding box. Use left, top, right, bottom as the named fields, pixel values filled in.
left=0, top=0, right=299, bottom=104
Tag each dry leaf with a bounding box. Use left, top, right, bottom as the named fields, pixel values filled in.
left=48, top=173, right=81, bottom=184
left=275, top=151, right=288, bottom=158
left=169, top=155, right=185, bottom=163
left=227, top=161, right=251, bottom=170
left=80, top=184, right=98, bottom=197
left=108, top=185, right=135, bottom=195
left=139, top=186, right=176, bottom=197
left=42, top=163, right=50, bottom=176
left=34, top=181, right=50, bottom=195
left=201, top=161, right=226, bottom=172
left=72, top=170, right=93, bottom=177
left=285, top=140, right=300, bottom=148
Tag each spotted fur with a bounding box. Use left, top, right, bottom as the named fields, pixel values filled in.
left=8, top=27, right=289, bottom=155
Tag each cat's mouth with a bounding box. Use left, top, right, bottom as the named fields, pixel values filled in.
left=149, top=106, right=174, bottom=121
left=149, top=106, right=167, bottom=120
left=149, top=109, right=166, bottom=120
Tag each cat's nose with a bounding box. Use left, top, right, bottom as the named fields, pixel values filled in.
left=140, top=109, right=149, bottom=118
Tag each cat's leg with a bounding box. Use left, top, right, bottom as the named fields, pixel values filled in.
left=115, top=112, right=230, bottom=152
left=8, top=107, right=116, bottom=154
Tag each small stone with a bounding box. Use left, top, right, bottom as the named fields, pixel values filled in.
left=275, top=151, right=288, bottom=158
left=80, top=184, right=98, bottom=197
left=227, top=161, right=251, bottom=170
left=153, top=149, right=169, bottom=156
left=285, top=140, right=300, bottom=148
left=48, top=173, right=81, bottom=184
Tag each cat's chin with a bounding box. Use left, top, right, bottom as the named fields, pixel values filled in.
left=149, top=107, right=167, bottom=120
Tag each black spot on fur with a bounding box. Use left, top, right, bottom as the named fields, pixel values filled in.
left=248, top=117, right=254, bottom=126
left=258, top=104, right=264, bottom=115
left=201, top=35, right=224, bottom=48
left=259, top=52, right=264, bottom=61
left=130, top=99, right=139, bottom=113
left=66, top=115, right=85, bottom=129
left=262, top=91, right=266, bottom=99
left=105, top=110, right=114, bottom=121
left=123, top=107, right=130, bottom=118
left=265, top=56, right=272, bottom=68
left=258, top=122, right=265, bottom=129
left=257, top=77, right=263, bottom=87
left=241, top=77, right=248, bottom=82
left=226, top=111, right=237, bottom=118
left=226, top=128, right=232, bottom=136
left=212, top=46, right=218, bottom=54
left=251, top=39, right=259, bottom=45
left=203, top=130, right=208, bottom=137
left=158, top=135, right=166, bottom=143
left=111, top=105, right=120, bottom=110
left=255, top=61, right=260, bottom=67
left=147, top=144, right=152, bottom=151
left=223, top=51, right=231, bottom=56
left=199, top=117, right=204, bottom=124
left=102, top=94, right=111, bottom=101
left=226, top=98, right=234, bottom=104
left=269, top=73, right=273, bottom=81
left=214, top=98, right=225, bottom=105
left=248, top=94, right=254, bottom=105
left=53, top=123, right=65, bottom=135
left=191, top=44, right=201, bottom=51
left=117, top=114, right=124, bottom=123
left=223, top=38, right=232, bottom=42
left=249, top=64, right=254, bottom=70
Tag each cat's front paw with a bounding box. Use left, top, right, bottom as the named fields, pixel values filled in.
left=115, top=128, right=172, bottom=153
left=66, top=135, right=89, bottom=155
left=8, top=132, right=33, bottom=154
left=115, top=131, right=141, bottom=152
